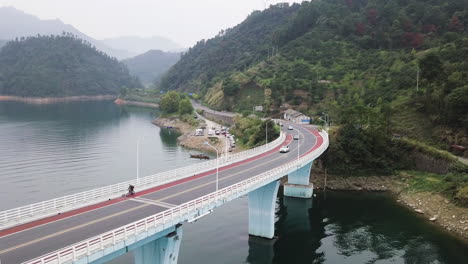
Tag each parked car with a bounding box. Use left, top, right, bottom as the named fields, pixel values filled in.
left=280, top=145, right=290, bottom=153
left=195, top=129, right=204, bottom=136
left=215, top=130, right=220, bottom=135
left=293, top=134, right=299, bottom=140
left=279, top=122, right=283, bottom=127
left=288, top=126, right=293, bottom=130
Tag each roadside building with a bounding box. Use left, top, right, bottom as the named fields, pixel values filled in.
left=283, top=109, right=311, bottom=124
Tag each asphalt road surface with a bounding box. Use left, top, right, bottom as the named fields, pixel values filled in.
left=0, top=123, right=321, bottom=264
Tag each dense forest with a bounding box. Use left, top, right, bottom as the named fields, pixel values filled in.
left=0, top=34, right=141, bottom=97
left=159, top=0, right=468, bottom=202
left=122, top=50, right=180, bottom=86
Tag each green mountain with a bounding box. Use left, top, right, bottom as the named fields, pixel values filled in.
left=159, top=0, right=468, bottom=178
left=122, top=50, right=180, bottom=86
left=0, top=34, right=142, bottom=97
left=160, top=0, right=467, bottom=131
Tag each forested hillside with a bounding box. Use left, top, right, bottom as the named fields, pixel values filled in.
left=159, top=4, right=301, bottom=91
left=0, top=34, right=142, bottom=97
left=160, top=0, right=468, bottom=178
left=123, top=50, right=180, bottom=85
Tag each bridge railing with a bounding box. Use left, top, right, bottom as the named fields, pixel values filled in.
left=0, top=132, right=286, bottom=230
left=23, top=130, right=328, bottom=264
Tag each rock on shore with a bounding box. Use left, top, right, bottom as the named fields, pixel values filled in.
left=152, top=116, right=225, bottom=154
left=114, top=98, right=159, bottom=108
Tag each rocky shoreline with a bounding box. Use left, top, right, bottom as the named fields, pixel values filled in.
left=152, top=117, right=226, bottom=154
left=0, top=95, right=116, bottom=104
left=114, top=98, right=159, bottom=108
left=312, top=172, right=468, bottom=241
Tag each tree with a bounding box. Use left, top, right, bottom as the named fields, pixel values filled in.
left=178, top=98, right=194, bottom=115
left=160, top=91, right=180, bottom=113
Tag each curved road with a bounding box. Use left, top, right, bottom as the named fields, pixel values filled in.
left=0, top=124, right=320, bottom=263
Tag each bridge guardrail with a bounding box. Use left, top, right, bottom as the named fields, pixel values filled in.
left=23, top=130, right=328, bottom=264
left=0, top=132, right=286, bottom=230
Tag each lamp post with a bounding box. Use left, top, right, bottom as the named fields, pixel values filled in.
left=322, top=112, right=329, bottom=129
left=136, top=138, right=142, bottom=182
left=296, top=129, right=300, bottom=166
left=265, top=119, right=268, bottom=147
left=204, top=142, right=219, bottom=192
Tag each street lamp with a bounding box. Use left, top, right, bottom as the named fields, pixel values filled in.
left=204, top=141, right=219, bottom=192
left=136, top=138, right=143, bottom=182
left=296, top=129, right=300, bottom=166
left=265, top=119, right=268, bottom=147
left=322, top=112, right=329, bottom=128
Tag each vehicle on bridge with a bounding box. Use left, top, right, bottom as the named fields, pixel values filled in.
left=280, top=145, right=290, bottom=153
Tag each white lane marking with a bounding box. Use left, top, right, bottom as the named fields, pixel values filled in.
left=131, top=198, right=176, bottom=208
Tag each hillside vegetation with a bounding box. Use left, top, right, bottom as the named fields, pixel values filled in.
left=158, top=0, right=468, bottom=204
left=0, top=34, right=141, bottom=97
left=160, top=0, right=467, bottom=144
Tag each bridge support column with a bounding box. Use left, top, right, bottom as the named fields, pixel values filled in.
left=248, top=180, right=280, bottom=239
left=134, top=224, right=183, bottom=264
left=284, top=161, right=313, bottom=198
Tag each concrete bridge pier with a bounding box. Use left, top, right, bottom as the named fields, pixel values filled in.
left=248, top=180, right=280, bottom=239
left=284, top=161, right=314, bottom=198
left=134, top=224, right=183, bottom=264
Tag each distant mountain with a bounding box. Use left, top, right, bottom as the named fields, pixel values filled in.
left=102, top=36, right=183, bottom=54
left=0, top=7, right=132, bottom=59
left=0, top=34, right=142, bottom=97
left=122, top=50, right=180, bottom=86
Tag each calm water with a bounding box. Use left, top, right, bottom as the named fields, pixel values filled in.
left=1, top=101, right=467, bottom=264
left=0, top=100, right=208, bottom=210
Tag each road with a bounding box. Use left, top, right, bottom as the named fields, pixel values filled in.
left=0, top=124, right=320, bottom=264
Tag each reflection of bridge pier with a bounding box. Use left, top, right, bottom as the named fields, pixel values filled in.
left=246, top=235, right=276, bottom=263
left=282, top=196, right=313, bottom=233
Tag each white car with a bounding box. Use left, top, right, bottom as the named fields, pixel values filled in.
left=280, top=145, right=290, bottom=153
left=293, top=134, right=299, bottom=140
left=288, top=126, right=293, bottom=130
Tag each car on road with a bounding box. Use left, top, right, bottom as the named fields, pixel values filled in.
left=279, top=145, right=290, bottom=153
left=293, top=134, right=299, bottom=140
left=288, top=126, right=293, bottom=130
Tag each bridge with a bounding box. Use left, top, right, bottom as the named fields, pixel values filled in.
left=0, top=123, right=328, bottom=264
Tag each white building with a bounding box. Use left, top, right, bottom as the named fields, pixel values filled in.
left=283, top=109, right=311, bottom=124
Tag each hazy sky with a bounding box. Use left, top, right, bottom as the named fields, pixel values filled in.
left=0, top=0, right=304, bottom=47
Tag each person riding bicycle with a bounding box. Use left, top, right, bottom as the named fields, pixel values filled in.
left=128, top=184, right=135, bottom=196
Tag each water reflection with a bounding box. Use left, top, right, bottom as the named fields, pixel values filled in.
left=108, top=189, right=468, bottom=264
left=159, top=128, right=180, bottom=147
left=0, top=101, right=201, bottom=210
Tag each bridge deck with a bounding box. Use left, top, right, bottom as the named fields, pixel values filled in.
left=0, top=124, right=320, bottom=263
